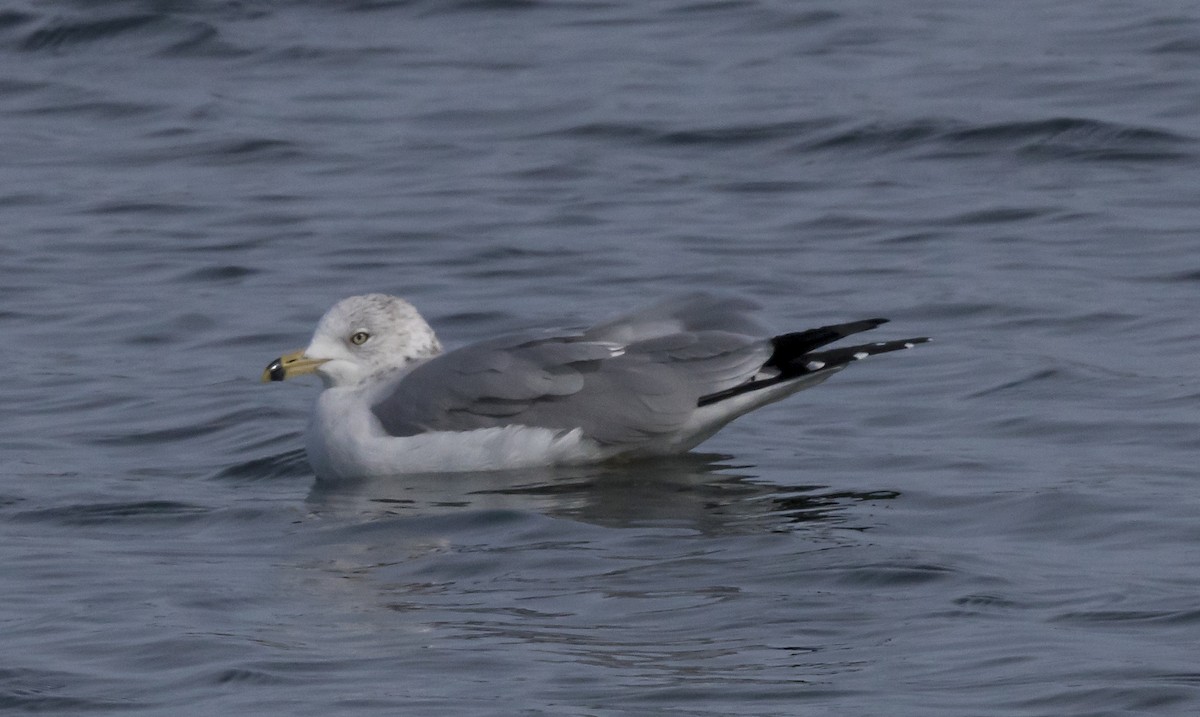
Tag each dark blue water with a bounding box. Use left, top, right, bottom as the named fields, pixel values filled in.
left=2, top=1, right=1199, bottom=714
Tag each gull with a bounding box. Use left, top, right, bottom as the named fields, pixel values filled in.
left=263, top=293, right=927, bottom=479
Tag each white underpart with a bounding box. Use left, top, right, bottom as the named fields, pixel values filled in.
left=306, top=386, right=605, bottom=478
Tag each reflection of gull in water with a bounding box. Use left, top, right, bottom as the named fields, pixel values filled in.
left=301, top=453, right=903, bottom=535
left=263, top=293, right=927, bottom=479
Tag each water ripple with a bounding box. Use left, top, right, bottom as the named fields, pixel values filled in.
left=14, top=500, right=211, bottom=527
left=805, top=116, right=1192, bottom=161
left=20, top=14, right=160, bottom=51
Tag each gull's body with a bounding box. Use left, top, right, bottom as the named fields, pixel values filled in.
left=264, top=293, right=927, bottom=479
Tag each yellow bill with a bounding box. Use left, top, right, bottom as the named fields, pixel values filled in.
left=262, top=350, right=328, bottom=382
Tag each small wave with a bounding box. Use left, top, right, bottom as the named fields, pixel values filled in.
left=658, top=120, right=827, bottom=147
left=14, top=500, right=211, bottom=526
left=1052, top=608, right=1200, bottom=626
left=1150, top=267, right=1200, bottom=283
left=214, top=449, right=311, bottom=481
left=86, top=200, right=204, bottom=216
left=13, top=98, right=157, bottom=120
left=953, top=593, right=1025, bottom=610
left=767, top=488, right=901, bottom=526
left=1153, top=38, right=1200, bottom=56
left=945, top=206, right=1053, bottom=225
left=0, top=691, right=137, bottom=713
left=178, top=265, right=261, bottom=283
left=105, top=135, right=309, bottom=168
left=181, top=138, right=311, bottom=166
left=84, top=406, right=276, bottom=447
left=803, top=116, right=1192, bottom=163
left=210, top=667, right=297, bottom=686
left=803, top=119, right=945, bottom=152
left=946, top=117, right=1190, bottom=162
left=548, top=121, right=669, bottom=144
left=440, top=0, right=542, bottom=10
left=221, top=138, right=300, bottom=157
left=17, top=12, right=230, bottom=58
left=714, top=180, right=817, bottom=194
left=20, top=14, right=159, bottom=51
left=543, top=119, right=832, bottom=148
left=826, top=562, right=956, bottom=587
left=0, top=11, right=35, bottom=31
left=967, top=369, right=1061, bottom=399
left=544, top=115, right=1190, bottom=163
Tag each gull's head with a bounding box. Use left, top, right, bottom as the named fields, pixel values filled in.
left=262, top=294, right=442, bottom=389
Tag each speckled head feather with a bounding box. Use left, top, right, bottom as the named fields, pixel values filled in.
left=304, top=294, right=443, bottom=388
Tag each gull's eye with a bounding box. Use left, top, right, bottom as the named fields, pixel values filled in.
left=349, top=331, right=370, bottom=346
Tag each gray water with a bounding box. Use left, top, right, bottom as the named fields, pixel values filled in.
left=3, top=1, right=1199, bottom=714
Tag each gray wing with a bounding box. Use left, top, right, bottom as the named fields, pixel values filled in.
left=371, top=296, right=772, bottom=447
left=582, top=292, right=770, bottom=343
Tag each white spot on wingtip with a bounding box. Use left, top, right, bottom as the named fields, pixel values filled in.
left=853, top=351, right=869, bottom=360
left=805, top=360, right=825, bottom=371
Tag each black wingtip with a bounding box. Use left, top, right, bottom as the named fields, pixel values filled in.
left=697, top=325, right=929, bottom=408
left=767, top=317, right=894, bottom=366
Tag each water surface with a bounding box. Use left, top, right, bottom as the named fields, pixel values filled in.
left=2, top=1, right=1199, bottom=714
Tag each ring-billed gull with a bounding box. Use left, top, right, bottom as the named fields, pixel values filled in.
left=262, top=293, right=927, bottom=478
